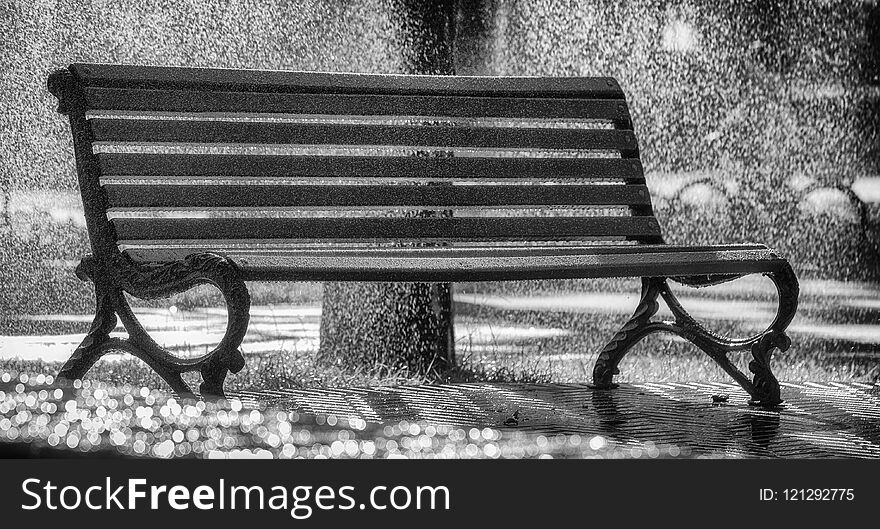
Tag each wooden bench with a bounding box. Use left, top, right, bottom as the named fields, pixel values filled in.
left=48, top=63, right=799, bottom=406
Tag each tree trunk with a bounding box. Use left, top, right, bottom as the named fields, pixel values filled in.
left=317, top=0, right=458, bottom=379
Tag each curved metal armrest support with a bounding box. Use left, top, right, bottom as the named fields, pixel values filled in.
left=58, top=253, right=251, bottom=398
left=593, top=261, right=799, bottom=406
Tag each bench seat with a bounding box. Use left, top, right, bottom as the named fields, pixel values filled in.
left=119, top=243, right=785, bottom=282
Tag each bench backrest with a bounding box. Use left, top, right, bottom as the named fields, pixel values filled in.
left=49, top=63, right=662, bottom=265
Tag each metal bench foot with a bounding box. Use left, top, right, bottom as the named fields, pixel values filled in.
left=592, top=264, right=798, bottom=407
left=58, top=253, right=250, bottom=399
left=746, top=330, right=790, bottom=407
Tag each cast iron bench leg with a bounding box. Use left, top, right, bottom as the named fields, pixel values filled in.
left=58, top=253, right=250, bottom=399
left=592, top=263, right=799, bottom=407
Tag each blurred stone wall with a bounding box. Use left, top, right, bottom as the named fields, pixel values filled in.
left=457, top=0, right=880, bottom=279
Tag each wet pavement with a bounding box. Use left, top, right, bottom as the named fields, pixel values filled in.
left=230, top=381, right=880, bottom=458
left=2, top=371, right=878, bottom=459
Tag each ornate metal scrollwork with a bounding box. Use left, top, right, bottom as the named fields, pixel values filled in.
left=56, top=257, right=119, bottom=379
left=592, top=262, right=799, bottom=407
left=592, top=277, right=663, bottom=388
left=748, top=331, right=790, bottom=406
left=58, top=253, right=251, bottom=398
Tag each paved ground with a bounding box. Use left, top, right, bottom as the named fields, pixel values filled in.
left=230, top=381, right=880, bottom=458
left=2, top=373, right=878, bottom=458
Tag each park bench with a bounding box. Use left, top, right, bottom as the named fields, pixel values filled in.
left=48, top=63, right=799, bottom=406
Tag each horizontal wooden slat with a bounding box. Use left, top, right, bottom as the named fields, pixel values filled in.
left=103, top=184, right=652, bottom=208
left=119, top=242, right=770, bottom=259
left=84, top=88, right=631, bottom=122
left=117, top=243, right=782, bottom=282
left=98, top=154, right=645, bottom=181
left=72, top=63, right=625, bottom=98
left=111, top=216, right=662, bottom=242
left=90, top=119, right=639, bottom=151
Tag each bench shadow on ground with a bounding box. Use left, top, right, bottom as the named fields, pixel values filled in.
left=229, top=381, right=880, bottom=458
